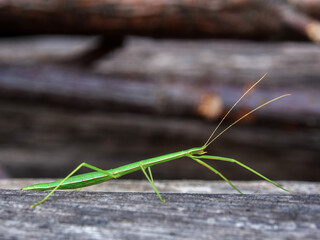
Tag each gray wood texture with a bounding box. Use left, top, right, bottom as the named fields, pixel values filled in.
left=0, top=180, right=319, bottom=240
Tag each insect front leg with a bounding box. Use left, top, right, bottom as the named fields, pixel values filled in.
left=189, top=155, right=242, bottom=194
left=197, top=155, right=292, bottom=193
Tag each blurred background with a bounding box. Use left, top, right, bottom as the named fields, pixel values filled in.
left=0, top=0, right=319, bottom=182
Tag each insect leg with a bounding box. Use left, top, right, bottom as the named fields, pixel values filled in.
left=148, top=167, right=154, bottom=183
left=139, top=163, right=166, bottom=203
left=30, top=162, right=115, bottom=208
left=198, top=155, right=292, bottom=193
left=190, top=156, right=242, bottom=194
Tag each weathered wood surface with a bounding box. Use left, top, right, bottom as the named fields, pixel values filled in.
left=0, top=180, right=319, bottom=240
left=1, top=0, right=320, bottom=42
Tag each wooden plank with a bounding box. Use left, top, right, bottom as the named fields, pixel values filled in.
left=0, top=180, right=319, bottom=239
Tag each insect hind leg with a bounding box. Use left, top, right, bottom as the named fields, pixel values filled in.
left=30, top=162, right=115, bottom=208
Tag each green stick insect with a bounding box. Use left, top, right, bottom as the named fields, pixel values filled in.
left=22, top=74, right=292, bottom=208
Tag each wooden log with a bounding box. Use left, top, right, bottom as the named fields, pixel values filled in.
left=0, top=180, right=320, bottom=240
left=95, top=37, right=320, bottom=86
left=1, top=36, right=320, bottom=90
left=1, top=0, right=320, bottom=41
left=1, top=37, right=320, bottom=123
left=0, top=63, right=314, bottom=123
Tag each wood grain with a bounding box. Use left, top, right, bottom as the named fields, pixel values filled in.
left=1, top=187, right=319, bottom=239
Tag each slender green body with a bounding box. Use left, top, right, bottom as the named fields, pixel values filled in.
left=22, top=147, right=204, bottom=191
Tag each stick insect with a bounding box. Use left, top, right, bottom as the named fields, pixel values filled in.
left=22, top=74, right=292, bottom=208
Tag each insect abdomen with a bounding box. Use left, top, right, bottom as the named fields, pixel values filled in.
left=22, top=172, right=112, bottom=190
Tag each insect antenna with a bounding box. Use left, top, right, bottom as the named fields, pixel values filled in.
left=203, top=73, right=268, bottom=147
left=205, top=94, right=290, bottom=148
